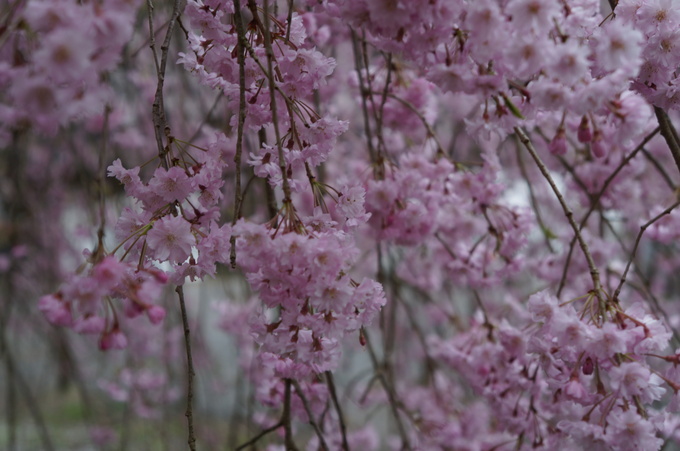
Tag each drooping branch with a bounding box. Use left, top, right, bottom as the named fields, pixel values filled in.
left=515, top=127, right=605, bottom=308
left=230, top=0, right=248, bottom=268
left=291, top=379, right=330, bottom=451
left=654, top=107, right=680, bottom=176
left=613, top=200, right=680, bottom=302
left=176, top=286, right=197, bottom=451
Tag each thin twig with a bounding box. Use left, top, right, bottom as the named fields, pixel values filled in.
left=362, top=330, right=413, bottom=450
left=230, top=0, right=248, bottom=268
left=256, top=0, right=292, bottom=202
left=515, top=127, right=604, bottom=307
left=383, top=93, right=446, bottom=156
left=148, top=0, right=183, bottom=164
left=283, top=379, right=300, bottom=451
left=599, top=215, right=680, bottom=346
left=176, top=286, right=197, bottom=451
left=350, top=28, right=377, bottom=164
left=578, top=126, right=660, bottom=231
left=612, top=199, right=680, bottom=302
left=514, top=137, right=554, bottom=252
left=291, top=379, right=330, bottom=451
left=94, top=105, right=111, bottom=260
left=325, top=371, right=350, bottom=451
left=654, top=106, right=680, bottom=176
left=555, top=127, right=660, bottom=295
left=642, top=148, right=676, bottom=190
left=235, top=420, right=283, bottom=450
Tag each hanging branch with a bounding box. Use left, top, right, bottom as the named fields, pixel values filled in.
left=176, top=286, right=197, bottom=451
left=654, top=106, right=680, bottom=176
left=235, top=378, right=300, bottom=450
left=362, top=329, right=413, bottom=451
left=515, top=127, right=605, bottom=309
left=350, top=29, right=377, bottom=165
left=612, top=200, right=680, bottom=302
left=291, top=379, right=330, bottom=451
left=325, top=371, right=350, bottom=451
left=147, top=2, right=197, bottom=448
left=147, top=0, right=183, bottom=164
left=554, top=126, right=660, bottom=296
left=230, top=0, right=248, bottom=268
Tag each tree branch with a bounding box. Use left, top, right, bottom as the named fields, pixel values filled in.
left=176, top=286, right=197, bottom=451
left=515, top=127, right=605, bottom=309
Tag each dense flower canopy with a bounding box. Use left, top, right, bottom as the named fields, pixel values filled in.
left=3, top=0, right=680, bottom=449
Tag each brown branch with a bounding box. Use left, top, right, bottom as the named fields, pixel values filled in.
left=514, top=136, right=555, bottom=252
left=515, top=127, right=605, bottom=308
left=612, top=199, right=680, bottom=302
left=147, top=0, right=183, bottom=165
left=362, top=329, right=413, bottom=450
left=642, top=148, right=676, bottom=190
left=254, top=0, right=292, bottom=202
left=350, top=29, right=377, bottom=165
left=283, top=379, right=299, bottom=451
left=235, top=420, right=284, bottom=450
left=230, top=0, right=248, bottom=268
left=554, top=127, right=660, bottom=296
left=599, top=215, right=680, bottom=346
left=176, top=286, right=197, bottom=451
left=325, top=372, right=350, bottom=451
left=291, top=379, right=330, bottom=451
left=654, top=106, right=680, bottom=176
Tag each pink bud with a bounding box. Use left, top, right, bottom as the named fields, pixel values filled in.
left=591, top=130, right=607, bottom=158
left=146, top=305, right=166, bottom=325
left=549, top=127, right=567, bottom=155
left=582, top=356, right=594, bottom=375
left=577, top=116, right=591, bottom=143
left=99, top=329, right=128, bottom=351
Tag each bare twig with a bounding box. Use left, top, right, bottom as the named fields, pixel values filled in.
left=554, top=127, right=660, bottom=295
left=654, top=106, right=680, bottom=176
left=94, top=106, right=111, bottom=259
left=642, top=148, right=676, bottom=189
left=599, top=215, right=680, bottom=346
left=256, top=0, right=292, bottom=202
left=579, top=127, right=660, bottom=231
left=514, top=137, right=554, bottom=252
left=612, top=200, right=680, bottom=302
left=283, top=379, right=300, bottom=451
left=350, top=29, right=377, bottom=165
left=230, top=0, right=248, bottom=268
left=515, top=127, right=605, bottom=308
left=235, top=420, right=284, bottom=450
left=362, top=330, right=413, bottom=450
left=291, top=379, right=330, bottom=451
left=176, top=286, right=197, bottom=451
left=325, top=372, right=350, bottom=451
left=147, top=0, right=183, bottom=164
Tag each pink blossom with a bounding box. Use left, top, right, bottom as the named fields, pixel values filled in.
left=99, top=329, right=128, bottom=350
left=146, top=215, right=195, bottom=263
left=148, top=166, right=194, bottom=203
left=38, top=293, right=73, bottom=327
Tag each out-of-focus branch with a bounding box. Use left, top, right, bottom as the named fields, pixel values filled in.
left=654, top=106, right=680, bottom=176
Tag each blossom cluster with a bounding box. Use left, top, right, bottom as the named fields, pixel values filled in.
left=233, top=215, right=386, bottom=377
left=0, top=0, right=140, bottom=141
left=16, top=0, right=680, bottom=449
left=429, top=290, right=676, bottom=449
